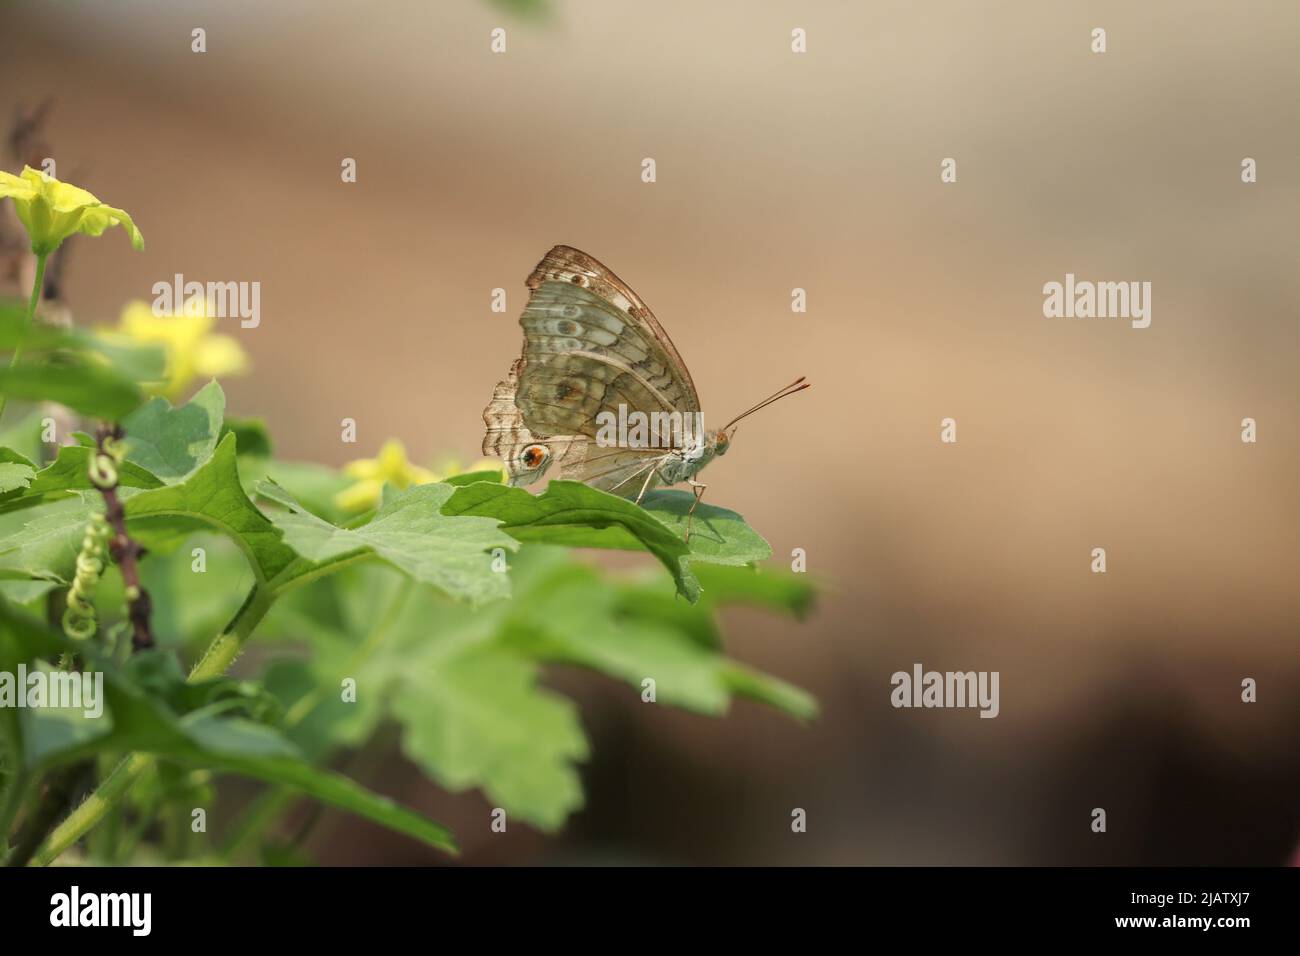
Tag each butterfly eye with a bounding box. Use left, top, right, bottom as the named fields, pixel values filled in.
left=521, top=444, right=549, bottom=469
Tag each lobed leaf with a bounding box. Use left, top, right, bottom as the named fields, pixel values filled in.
left=258, top=481, right=517, bottom=605
left=0, top=360, right=145, bottom=420
left=444, top=480, right=703, bottom=601
left=126, top=434, right=297, bottom=584
left=120, top=380, right=225, bottom=482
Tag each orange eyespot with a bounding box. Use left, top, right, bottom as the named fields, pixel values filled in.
left=522, top=444, right=549, bottom=469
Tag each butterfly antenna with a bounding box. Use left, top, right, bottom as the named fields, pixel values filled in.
left=722, top=376, right=810, bottom=431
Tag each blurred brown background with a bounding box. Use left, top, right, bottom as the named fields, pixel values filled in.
left=4, top=0, right=1298, bottom=864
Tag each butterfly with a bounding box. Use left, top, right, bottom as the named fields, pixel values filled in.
left=483, top=245, right=809, bottom=539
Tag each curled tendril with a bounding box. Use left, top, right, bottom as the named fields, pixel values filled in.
left=61, top=512, right=111, bottom=641
left=87, top=450, right=118, bottom=489
left=63, top=431, right=127, bottom=641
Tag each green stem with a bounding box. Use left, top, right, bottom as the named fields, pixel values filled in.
left=222, top=579, right=413, bottom=860
left=188, top=584, right=275, bottom=681
left=4, top=762, right=91, bottom=867
left=283, top=578, right=412, bottom=727
left=0, top=772, right=31, bottom=860
left=0, top=252, right=48, bottom=426
left=219, top=787, right=296, bottom=859
left=30, top=583, right=275, bottom=866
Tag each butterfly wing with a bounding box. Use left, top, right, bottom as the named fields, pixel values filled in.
left=481, top=357, right=668, bottom=495
left=481, top=351, right=587, bottom=486
left=518, top=245, right=700, bottom=431
left=483, top=246, right=700, bottom=495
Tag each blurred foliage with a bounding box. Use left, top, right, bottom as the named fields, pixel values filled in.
left=0, top=309, right=815, bottom=864
left=489, top=0, right=552, bottom=22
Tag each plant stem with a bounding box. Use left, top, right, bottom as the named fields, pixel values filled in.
left=93, top=424, right=155, bottom=650
left=11, top=428, right=162, bottom=861
left=0, top=252, right=48, bottom=425
left=221, top=578, right=413, bottom=860
left=30, top=583, right=276, bottom=866
left=283, top=577, right=412, bottom=727
left=0, top=771, right=31, bottom=861
left=189, top=584, right=275, bottom=681
left=4, top=762, right=92, bottom=867
left=218, top=787, right=296, bottom=859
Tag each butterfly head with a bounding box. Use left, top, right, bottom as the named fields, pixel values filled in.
left=710, top=428, right=733, bottom=457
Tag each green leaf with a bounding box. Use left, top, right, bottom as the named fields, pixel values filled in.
left=86, top=339, right=166, bottom=386
left=262, top=547, right=817, bottom=831
left=259, top=481, right=517, bottom=605
left=499, top=551, right=815, bottom=720
left=0, top=411, right=46, bottom=463
left=0, top=450, right=35, bottom=493
left=0, top=359, right=144, bottom=420
left=190, top=721, right=457, bottom=854
left=693, top=563, right=816, bottom=618
left=640, top=490, right=772, bottom=566
left=126, top=434, right=296, bottom=584
left=263, top=568, right=587, bottom=829
left=220, top=416, right=273, bottom=458
left=392, top=643, right=588, bottom=831
left=140, top=533, right=254, bottom=649
left=121, top=380, right=224, bottom=482
left=15, top=658, right=457, bottom=855
left=0, top=576, right=60, bottom=604
left=442, top=470, right=504, bottom=487
left=4, top=445, right=163, bottom=510
left=0, top=462, right=36, bottom=495
left=250, top=460, right=353, bottom=520
left=0, top=307, right=166, bottom=384
left=717, top=662, right=817, bottom=722
left=0, top=595, right=66, bottom=671
left=444, top=480, right=701, bottom=601
left=0, top=611, right=454, bottom=856
left=0, top=495, right=94, bottom=588
left=41, top=447, right=163, bottom=494
left=489, top=0, right=552, bottom=20
left=442, top=482, right=774, bottom=602
left=0, top=301, right=31, bottom=349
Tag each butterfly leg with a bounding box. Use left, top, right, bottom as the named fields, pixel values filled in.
left=684, top=479, right=707, bottom=544
left=634, top=463, right=658, bottom=505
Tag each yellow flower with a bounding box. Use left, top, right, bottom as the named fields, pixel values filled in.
left=335, top=440, right=439, bottom=512
left=102, top=298, right=249, bottom=400
left=0, top=166, right=144, bottom=256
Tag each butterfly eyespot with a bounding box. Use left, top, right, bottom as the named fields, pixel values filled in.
left=521, top=444, right=549, bottom=469
left=554, top=381, right=578, bottom=400
left=570, top=274, right=587, bottom=287
left=556, top=320, right=577, bottom=334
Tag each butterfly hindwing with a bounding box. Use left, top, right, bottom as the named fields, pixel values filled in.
left=482, top=351, right=587, bottom=486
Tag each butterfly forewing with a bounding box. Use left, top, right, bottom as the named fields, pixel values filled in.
left=525, top=245, right=701, bottom=412
left=517, top=281, right=695, bottom=437
left=484, top=245, right=703, bottom=496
